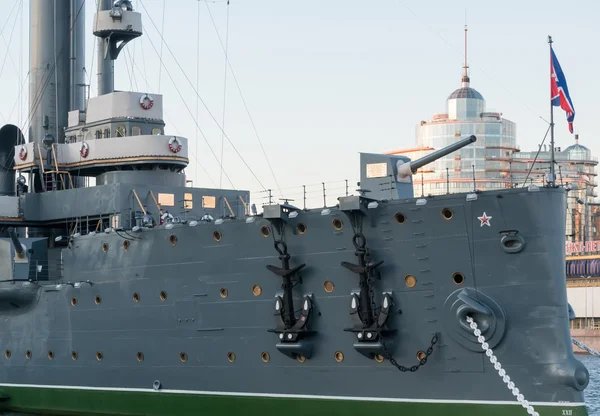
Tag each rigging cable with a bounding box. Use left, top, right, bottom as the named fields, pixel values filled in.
left=0, top=0, right=85, bottom=192
left=138, top=0, right=267, bottom=191
left=157, top=0, right=166, bottom=93
left=140, top=21, right=232, bottom=188
left=521, top=124, right=552, bottom=188
left=204, top=0, right=283, bottom=197
left=0, top=0, right=23, bottom=124
left=125, top=44, right=217, bottom=186
left=54, top=0, right=59, bottom=142
left=218, top=0, right=230, bottom=188
left=195, top=0, right=200, bottom=185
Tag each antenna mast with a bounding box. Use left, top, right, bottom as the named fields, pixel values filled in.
left=462, top=23, right=469, bottom=87
left=548, top=35, right=556, bottom=187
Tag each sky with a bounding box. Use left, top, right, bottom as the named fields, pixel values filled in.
left=0, top=0, right=597, bottom=208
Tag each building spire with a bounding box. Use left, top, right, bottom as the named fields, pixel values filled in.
left=462, top=24, right=470, bottom=87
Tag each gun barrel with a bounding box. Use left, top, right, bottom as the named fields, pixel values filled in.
left=8, top=227, right=24, bottom=257
left=409, top=135, right=476, bottom=173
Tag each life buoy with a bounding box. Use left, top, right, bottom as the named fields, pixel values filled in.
left=80, top=142, right=89, bottom=158
left=168, top=137, right=182, bottom=153
left=18, top=145, right=27, bottom=161
left=140, top=94, right=154, bottom=110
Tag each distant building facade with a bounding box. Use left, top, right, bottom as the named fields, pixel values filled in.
left=386, top=42, right=518, bottom=196
left=387, top=33, right=598, bottom=242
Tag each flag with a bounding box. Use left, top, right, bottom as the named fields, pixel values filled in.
left=550, top=47, right=575, bottom=133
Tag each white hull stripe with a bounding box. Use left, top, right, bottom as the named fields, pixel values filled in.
left=0, top=383, right=585, bottom=408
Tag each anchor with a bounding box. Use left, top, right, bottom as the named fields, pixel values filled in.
left=263, top=204, right=315, bottom=360
left=341, top=230, right=395, bottom=358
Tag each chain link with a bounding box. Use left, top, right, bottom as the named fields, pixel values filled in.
left=466, top=317, right=539, bottom=416
left=349, top=211, right=438, bottom=372
left=380, top=332, right=439, bottom=372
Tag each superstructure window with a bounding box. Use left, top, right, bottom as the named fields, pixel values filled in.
left=131, top=126, right=142, bottom=136
left=152, top=128, right=162, bottom=135
left=116, top=126, right=126, bottom=137
left=95, top=130, right=102, bottom=139
left=104, top=128, right=111, bottom=138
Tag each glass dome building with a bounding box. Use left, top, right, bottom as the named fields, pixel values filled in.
left=387, top=49, right=518, bottom=196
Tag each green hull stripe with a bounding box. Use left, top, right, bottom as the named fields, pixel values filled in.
left=0, top=384, right=588, bottom=416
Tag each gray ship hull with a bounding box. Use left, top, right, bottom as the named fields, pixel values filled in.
left=0, top=186, right=588, bottom=415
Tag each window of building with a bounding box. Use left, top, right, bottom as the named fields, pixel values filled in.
left=131, top=126, right=142, bottom=136
left=95, top=130, right=102, bottom=139
left=104, top=128, right=111, bottom=138
left=116, top=126, right=126, bottom=137
left=152, top=128, right=162, bottom=135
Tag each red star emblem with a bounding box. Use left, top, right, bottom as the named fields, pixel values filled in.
left=478, top=212, right=492, bottom=227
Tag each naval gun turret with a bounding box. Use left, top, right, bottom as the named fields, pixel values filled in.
left=358, top=135, right=477, bottom=200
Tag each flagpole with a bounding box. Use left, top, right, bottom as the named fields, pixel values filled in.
left=548, top=35, right=556, bottom=187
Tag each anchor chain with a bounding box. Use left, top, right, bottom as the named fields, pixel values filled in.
left=265, top=219, right=314, bottom=357
left=345, top=213, right=438, bottom=372
left=466, top=316, right=539, bottom=416
left=381, top=332, right=439, bottom=372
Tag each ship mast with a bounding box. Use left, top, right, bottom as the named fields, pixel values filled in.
left=548, top=35, right=556, bottom=187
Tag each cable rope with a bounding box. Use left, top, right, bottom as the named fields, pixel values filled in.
left=138, top=0, right=266, bottom=191
left=0, top=1, right=23, bottom=88
left=122, top=50, right=135, bottom=91
left=0, top=0, right=23, bottom=124
left=157, top=0, right=166, bottom=92
left=0, top=0, right=85, bottom=195
left=218, top=0, right=230, bottom=188
left=140, top=24, right=230, bottom=188
left=195, top=0, right=200, bottom=185
left=204, top=1, right=283, bottom=197
left=124, top=46, right=217, bottom=186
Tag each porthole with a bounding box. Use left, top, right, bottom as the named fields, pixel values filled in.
left=261, top=352, right=270, bottom=362
left=252, top=285, right=262, bottom=296
left=332, top=218, right=343, bottom=231
left=394, top=212, right=406, bottom=224
left=334, top=351, right=344, bottom=362
left=213, top=231, right=222, bottom=242
left=71, top=351, right=78, bottom=360
left=220, top=288, right=228, bottom=299
left=169, top=235, right=178, bottom=247
left=94, top=295, right=101, bottom=305
left=180, top=352, right=188, bottom=363
left=404, top=275, right=417, bottom=288
left=296, top=222, right=307, bottom=234
left=25, top=350, right=32, bottom=359
left=123, top=240, right=130, bottom=251
left=102, top=243, right=108, bottom=253
left=137, top=352, right=144, bottom=362
left=133, top=292, right=140, bottom=302
left=227, top=352, right=236, bottom=363
left=323, top=281, right=334, bottom=293
left=71, top=297, right=77, bottom=306
left=5, top=350, right=10, bottom=359
left=441, top=208, right=453, bottom=220
left=297, top=355, right=306, bottom=363
left=160, top=291, right=167, bottom=301
left=47, top=351, right=54, bottom=360
left=96, top=351, right=103, bottom=361
left=374, top=353, right=384, bottom=363
left=417, top=351, right=427, bottom=361
left=452, top=272, right=465, bottom=286
left=260, top=226, right=270, bottom=238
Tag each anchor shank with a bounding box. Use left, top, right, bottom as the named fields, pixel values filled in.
left=281, top=256, right=296, bottom=328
